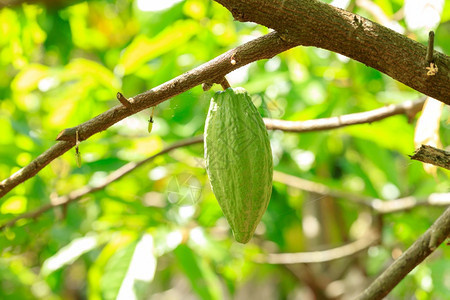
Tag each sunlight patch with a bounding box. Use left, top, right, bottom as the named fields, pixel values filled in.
left=137, top=0, right=183, bottom=12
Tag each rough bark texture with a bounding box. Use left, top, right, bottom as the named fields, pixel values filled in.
left=0, top=32, right=295, bottom=198
left=54, top=31, right=295, bottom=143
left=410, top=144, right=450, bottom=170
left=214, top=0, right=450, bottom=104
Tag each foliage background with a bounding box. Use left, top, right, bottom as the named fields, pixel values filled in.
left=0, top=0, right=449, bottom=299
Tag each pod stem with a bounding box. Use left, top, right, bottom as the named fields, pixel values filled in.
left=220, top=77, right=231, bottom=90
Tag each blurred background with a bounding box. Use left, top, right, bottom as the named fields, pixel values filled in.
left=0, top=0, right=449, bottom=299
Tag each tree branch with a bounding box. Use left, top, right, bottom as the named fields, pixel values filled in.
left=273, top=171, right=450, bottom=214
left=3, top=140, right=449, bottom=229
left=2, top=0, right=448, bottom=203
left=256, top=235, right=379, bottom=264
left=0, top=31, right=296, bottom=199
left=0, top=94, right=431, bottom=201
left=356, top=206, right=450, bottom=300
left=0, top=136, right=203, bottom=230
left=410, top=144, right=450, bottom=170
left=264, top=98, right=424, bottom=132
left=0, top=90, right=424, bottom=199
left=0, top=141, right=74, bottom=197
left=214, top=0, right=450, bottom=103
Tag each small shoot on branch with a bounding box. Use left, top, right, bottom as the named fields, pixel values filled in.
left=148, top=107, right=155, bottom=133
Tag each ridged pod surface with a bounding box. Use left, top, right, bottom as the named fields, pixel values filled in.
left=204, top=87, right=273, bottom=243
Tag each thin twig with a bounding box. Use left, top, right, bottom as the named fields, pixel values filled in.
left=356, top=206, right=450, bottom=300
left=0, top=136, right=203, bottom=230
left=264, top=98, right=424, bottom=132
left=220, top=77, right=231, bottom=90
left=3, top=145, right=449, bottom=229
left=371, top=193, right=450, bottom=214
left=274, top=171, right=450, bottom=214
left=0, top=141, right=74, bottom=196
left=256, top=235, right=379, bottom=264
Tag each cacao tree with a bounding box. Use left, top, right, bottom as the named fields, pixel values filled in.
left=0, top=0, right=449, bottom=299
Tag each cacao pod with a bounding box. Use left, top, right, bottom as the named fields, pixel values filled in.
left=204, top=87, right=273, bottom=243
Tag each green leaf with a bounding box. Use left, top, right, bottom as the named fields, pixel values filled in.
left=430, top=259, right=450, bottom=298
left=118, top=20, right=199, bottom=75
left=174, top=244, right=223, bottom=300
left=101, top=234, right=156, bottom=300
left=63, top=58, right=120, bottom=90
left=100, top=241, right=137, bottom=300
left=41, top=235, right=99, bottom=276
left=11, top=64, right=49, bottom=93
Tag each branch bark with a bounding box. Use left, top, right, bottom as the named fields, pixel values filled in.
left=356, top=206, right=450, bottom=300
left=0, top=91, right=423, bottom=199
left=410, top=144, right=450, bottom=170
left=1, top=0, right=448, bottom=200
left=0, top=31, right=295, bottom=199
left=213, top=0, right=450, bottom=104
left=0, top=136, right=203, bottom=230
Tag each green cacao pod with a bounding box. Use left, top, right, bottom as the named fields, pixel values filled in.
left=204, top=87, right=273, bottom=243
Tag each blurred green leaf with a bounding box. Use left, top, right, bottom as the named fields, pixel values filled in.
left=41, top=235, right=98, bottom=276
left=118, top=20, right=199, bottom=75
left=174, top=244, right=223, bottom=300
left=100, top=240, right=137, bottom=300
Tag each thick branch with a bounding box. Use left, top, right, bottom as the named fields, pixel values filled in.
left=0, top=31, right=295, bottom=199
left=410, top=144, right=450, bottom=170
left=54, top=32, right=295, bottom=143
left=357, top=206, right=450, bottom=300
left=214, top=0, right=450, bottom=104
